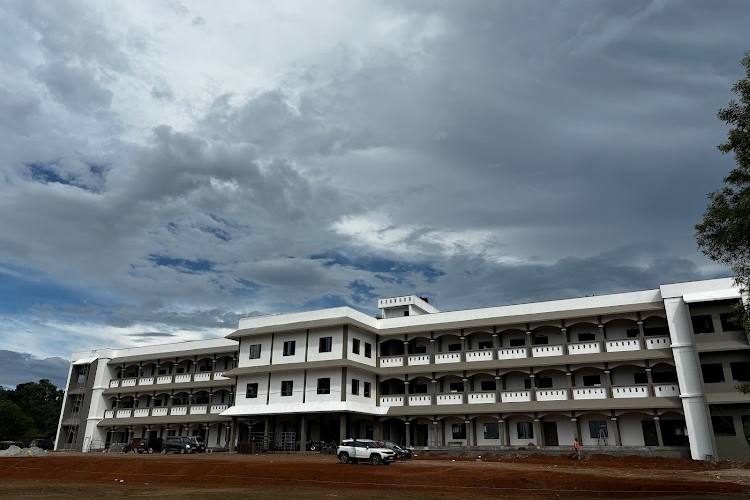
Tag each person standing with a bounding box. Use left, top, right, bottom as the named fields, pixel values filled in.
left=573, top=437, right=581, bottom=460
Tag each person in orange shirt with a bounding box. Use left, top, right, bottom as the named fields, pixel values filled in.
left=572, top=437, right=581, bottom=460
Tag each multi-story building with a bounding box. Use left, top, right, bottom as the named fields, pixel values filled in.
left=56, top=278, right=750, bottom=461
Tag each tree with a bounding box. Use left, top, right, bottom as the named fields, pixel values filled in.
left=0, top=401, right=34, bottom=441
left=696, top=51, right=750, bottom=339
left=8, top=380, right=64, bottom=439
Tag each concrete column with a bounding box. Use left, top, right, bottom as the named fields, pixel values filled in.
left=494, top=376, right=502, bottom=403
left=566, top=370, right=573, bottom=399
left=339, top=413, right=347, bottom=442
left=228, top=417, right=238, bottom=452
left=374, top=418, right=382, bottom=441
left=465, top=419, right=473, bottom=447
left=598, top=321, right=606, bottom=341
left=610, top=417, right=622, bottom=446
left=429, top=338, right=436, bottom=364
left=405, top=421, right=411, bottom=447
left=560, top=326, right=568, bottom=353
left=528, top=373, right=536, bottom=401
left=572, top=417, right=581, bottom=440
left=459, top=334, right=467, bottom=363
left=603, top=369, right=613, bottom=399
left=404, top=380, right=410, bottom=406
left=432, top=421, right=439, bottom=447
left=645, top=367, right=654, bottom=397
left=462, top=377, right=469, bottom=405
left=501, top=418, right=510, bottom=446
left=637, top=318, right=646, bottom=349
left=492, top=332, right=500, bottom=349
left=431, top=379, right=438, bottom=406
left=533, top=418, right=541, bottom=446
left=299, top=416, right=307, bottom=452
left=402, top=340, right=409, bottom=367
left=654, top=416, right=664, bottom=446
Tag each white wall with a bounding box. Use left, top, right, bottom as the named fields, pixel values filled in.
left=348, top=326, right=377, bottom=367
left=346, top=368, right=377, bottom=404
left=272, top=330, right=306, bottom=365
left=619, top=414, right=646, bottom=446
left=235, top=374, right=269, bottom=406
left=307, top=326, right=344, bottom=362
left=475, top=416, right=502, bottom=446
left=269, top=371, right=305, bottom=404
left=305, top=368, right=342, bottom=403
left=239, top=334, right=272, bottom=368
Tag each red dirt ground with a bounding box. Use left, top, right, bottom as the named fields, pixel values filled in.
left=1, top=451, right=749, bottom=499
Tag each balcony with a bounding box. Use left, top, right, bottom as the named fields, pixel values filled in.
left=121, top=378, right=137, bottom=387
left=104, top=410, right=114, bottom=418
left=466, top=349, right=494, bottom=362
left=380, top=356, right=403, bottom=368
left=435, top=352, right=461, bottom=364
left=152, top=407, right=168, bottom=416
left=175, top=374, right=192, bottom=383
left=501, top=390, right=531, bottom=402
left=210, top=404, right=228, bottom=414
left=116, top=409, right=132, bottom=418
left=531, top=345, right=563, bottom=358
left=497, top=347, right=528, bottom=360
left=605, top=339, right=641, bottom=352
left=572, top=387, right=607, bottom=400
left=654, top=383, right=679, bottom=397
left=436, top=393, right=463, bottom=405
left=612, top=385, right=648, bottom=399
left=190, top=405, right=208, bottom=415
left=133, top=408, right=150, bottom=417
left=408, top=354, right=430, bottom=366
left=536, top=389, right=568, bottom=401
left=103, top=404, right=230, bottom=419
left=156, top=375, right=173, bottom=384
left=468, top=392, right=496, bottom=404
left=567, top=342, right=601, bottom=355
left=170, top=405, right=188, bottom=416
left=645, top=336, right=671, bottom=349
left=194, top=372, right=212, bottom=382
left=408, top=394, right=432, bottom=406
left=380, top=395, right=404, bottom=406
left=214, top=372, right=229, bottom=380
left=138, top=377, right=154, bottom=386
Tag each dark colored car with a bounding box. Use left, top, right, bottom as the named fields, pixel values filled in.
left=380, top=440, right=412, bottom=460
left=161, top=436, right=205, bottom=454
left=137, top=438, right=163, bottom=454
left=29, top=439, right=54, bottom=450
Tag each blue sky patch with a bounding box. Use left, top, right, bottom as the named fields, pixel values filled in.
left=148, top=254, right=215, bottom=273
left=310, top=250, right=445, bottom=283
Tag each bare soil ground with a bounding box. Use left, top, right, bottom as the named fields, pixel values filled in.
left=1, top=451, right=749, bottom=499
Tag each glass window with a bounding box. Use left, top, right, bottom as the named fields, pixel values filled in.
left=364, top=342, right=372, bottom=358
left=319, top=337, right=333, bottom=353
left=701, top=363, right=725, bottom=383
left=352, top=338, right=360, bottom=355
left=691, top=315, right=714, bottom=334
left=536, top=377, right=553, bottom=389
left=583, top=375, right=601, bottom=386
left=452, top=424, right=466, bottom=439
left=578, top=332, right=595, bottom=342
left=517, top=421, right=533, bottom=439
left=589, top=420, right=608, bottom=438
left=283, top=340, right=295, bottom=356
left=246, top=383, right=258, bottom=398
left=248, top=344, right=261, bottom=359
left=317, top=378, right=330, bottom=395
left=364, top=382, right=371, bottom=398
left=730, top=362, right=750, bottom=382
left=720, top=312, right=742, bottom=332
left=483, top=422, right=499, bottom=439
left=281, top=380, right=293, bottom=397
left=449, top=382, right=464, bottom=392
left=712, top=416, right=736, bottom=436
left=352, top=379, right=360, bottom=395
left=480, top=380, right=496, bottom=391
left=478, top=340, right=493, bottom=349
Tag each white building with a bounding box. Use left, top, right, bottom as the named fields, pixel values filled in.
left=57, top=278, right=750, bottom=461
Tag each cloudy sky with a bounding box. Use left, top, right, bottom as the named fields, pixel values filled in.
left=1, top=0, right=748, bottom=388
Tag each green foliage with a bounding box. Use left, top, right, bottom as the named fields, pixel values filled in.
left=0, top=401, right=34, bottom=440
left=3, top=380, right=64, bottom=440
left=696, top=51, right=750, bottom=334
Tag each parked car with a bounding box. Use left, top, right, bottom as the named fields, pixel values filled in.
left=161, top=436, right=205, bottom=454
left=381, top=440, right=412, bottom=460
left=337, top=439, right=395, bottom=466
left=137, top=438, right=163, bottom=454
left=29, top=439, right=54, bottom=450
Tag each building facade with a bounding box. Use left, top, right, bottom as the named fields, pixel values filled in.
left=56, top=278, right=750, bottom=461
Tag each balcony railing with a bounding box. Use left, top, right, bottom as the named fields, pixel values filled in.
left=103, top=404, right=231, bottom=419
left=501, top=390, right=531, bottom=402
left=435, top=352, right=461, bottom=364
left=408, top=394, right=432, bottom=406
left=572, top=387, right=607, bottom=400
left=536, top=389, right=568, bottom=401
left=531, top=345, right=563, bottom=357
left=436, top=393, right=463, bottom=405
left=170, top=405, right=188, bottom=416
left=190, top=404, right=208, bottom=415
left=645, top=336, right=671, bottom=349
left=466, top=350, right=494, bottom=362
left=605, top=339, right=641, bottom=352
left=108, top=370, right=233, bottom=388
left=612, top=385, right=648, bottom=398
left=408, top=354, right=430, bottom=366
left=380, top=395, right=404, bottom=406
left=210, top=404, right=228, bottom=414
left=380, top=356, right=403, bottom=368
left=567, top=342, right=601, bottom=355
left=468, top=392, right=496, bottom=404
left=654, top=383, right=679, bottom=397
left=497, top=347, right=528, bottom=360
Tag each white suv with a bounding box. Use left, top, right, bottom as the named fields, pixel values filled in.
left=337, top=439, right=396, bottom=466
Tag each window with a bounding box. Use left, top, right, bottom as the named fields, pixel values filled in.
left=478, top=340, right=493, bottom=349
left=352, top=338, right=360, bottom=355
left=414, top=384, right=428, bottom=393
left=249, top=344, right=262, bottom=359
left=633, top=372, right=648, bottom=384
left=533, top=335, right=548, bottom=345
left=246, top=383, right=258, bottom=398
left=517, top=421, right=533, bottom=439
left=448, top=343, right=461, bottom=352
left=480, top=380, right=496, bottom=391
left=404, top=310, right=409, bottom=316
left=319, top=337, right=333, bottom=353
left=712, top=416, right=736, bottom=436
left=626, top=328, right=640, bottom=338
left=701, top=363, right=725, bottom=383
left=281, top=380, right=293, bottom=397
left=364, top=382, right=371, bottom=398
left=730, top=362, right=750, bottom=382
left=691, top=315, right=714, bottom=334
left=364, top=342, right=372, bottom=358
left=509, top=338, right=526, bottom=347
left=720, top=312, right=742, bottom=332
left=536, top=377, right=553, bottom=389
left=317, top=378, right=330, bottom=395
left=449, top=382, right=464, bottom=392
left=352, top=379, right=360, bottom=395
left=283, top=340, right=296, bottom=356
left=651, top=371, right=678, bottom=383
left=644, top=326, right=669, bottom=336
left=452, top=424, right=466, bottom=439
left=483, top=422, right=499, bottom=439
left=589, top=420, right=608, bottom=438
left=583, top=375, right=601, bottom=387
left=578, top=332, right=595, bottom=342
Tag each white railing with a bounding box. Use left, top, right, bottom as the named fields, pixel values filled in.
left=645, top=336, right=671, bottom=349
left=408, top=395, right=432, bottom=406
left=612, top=385, right=648, bottom=399
left=170, top=406, right=188, bottom=416
left=567, top=342, right=601, bottom=355
left=190, top=405, right=208, bottom=414
left=156, top=375, right=172, bottom=384
left=174, top=374, right=192, bottom=383
left=194, top=372, right=211, bottom=382
left=605, top=339, right=641, bottom=352
left=121, top=378, right=137, bottom=387
left=109, top=380, right=120, bottom=388
left=466, top=350, right=494, bottom=362
left=210, top=404, right=228, bottom=414
left=497, top=347, right=528, bottom=360
left=531, top=345, right=563, bottom=357
left=435, top=352, right=461, bottom=364
left=536, top=389, right=568, bottom=401
left=654, top=384, right=680, bottom=397
left=152, top=407, right=168, bottom=416
left=408, top=354, right=430, bottom=366
left=214, top=372, right=229, bottom=380
left=436, top=393, right=463, bottom=405
left=116, top=409, right=132, bottom=418
left=501, top=390, right=531, bottom=402
left=104, top=410, right=115, bottom=418
left=138, top=377, right=154, bottom=386
left=468, top=392, right=496, bottom=404
left=380, top=356, right=403, bottom=368
left=572, top=387, right=607, bottom=400
left=379, top=396, right=404, bottom=406
left=134, top=408, right=150, bottom=417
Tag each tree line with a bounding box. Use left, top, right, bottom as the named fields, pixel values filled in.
left=0, top=379, right=63, bottom=442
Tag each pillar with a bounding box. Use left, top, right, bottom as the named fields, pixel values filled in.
left=405, top=421, right=411, bottom=447
left=429, top=338, right=436, bottom=364
left=339, top=413, right=347, bottom=441
left=529, top=373, right=536, bottom=401
left=533, top=418, right=541, bottom=446
left=299, top=416, right=307, bottom=451
left=228, top=417, right=238, bottom=452
left=432, top=420, right=439, bottom=447
left=402, top=339, right=409, bottom=367
left=654, top=416, right=664, bottom=446
left=610, top=416, right=622, bottom=446
left=465, top=419, right=473, bottom=447
left=459, top=334, right=467, bottom=363
left=501, top=418, right=510, bottom=446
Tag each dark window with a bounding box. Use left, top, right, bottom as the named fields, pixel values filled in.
left=589, top=420, right=608, bottom=438
left=534, top=335, right=548, bottom=345
left=483, top=422, right=499, bottom=439
left=583, top=375, right=601, bottom=387
left=478, top=340, right=493, bottom=349
left=404, top=310, right=409, bottom=316
left=249, top=344, right=261, bottom=359
left=633, top=372, right=648, bottom=384
left=626, top=328, right=640, bottom=338
left=651, top=371, right=678, bottom=383
left=448, top=343, right=461, bottom=352
left=480, top=380, right=496, bottom=391
left=281, top=380, right=293, bottom=397
left=509, top=338, right=526, bottom=347
left=578, top=332, right=595, bottom=342
left=283, top=340, right=296, bottom=356
left=414, top=384, right=428, bottom=394
left=413, top=344, right=427, bottom=354
left=317, top=378, right=330, bottom=395
left=644, top=326, right=669, bottom=336
left=449, top=382, right=464, bottom=392
left=352, top=338, right=360, bottom=355
left=720, top=312, right=742, bottom=332
left=452, top=424, right=466, bottom=439
left=730, top=362, right=750, bottom=382
left=352, top=379, right=360, bottom=395
left=364, top=342, right=372, bottom=358
left=523, top=378, right=531, bottom=389
left=517, top=421, right=533, bottom=439
left=691, top=315, right=714, bottom=334
left=536, top=377, right=553, bottom=389
left=364, top=382, right=371, bottom=398
left=742, top=416, right=750, bottom=445
left=153, top=398, right=163, bottom=407
left=319, top=337, right=333, bottom=353
left=701, top=363, right=725, bottom=383
left=246, top=383, right=258, bottom=398
left=711, top=416, right=736, bottom=436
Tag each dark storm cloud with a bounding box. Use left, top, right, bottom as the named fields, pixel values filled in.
left=33, top=62, right=113, bottom=113
left=0, top=351, right=69, bottom=389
